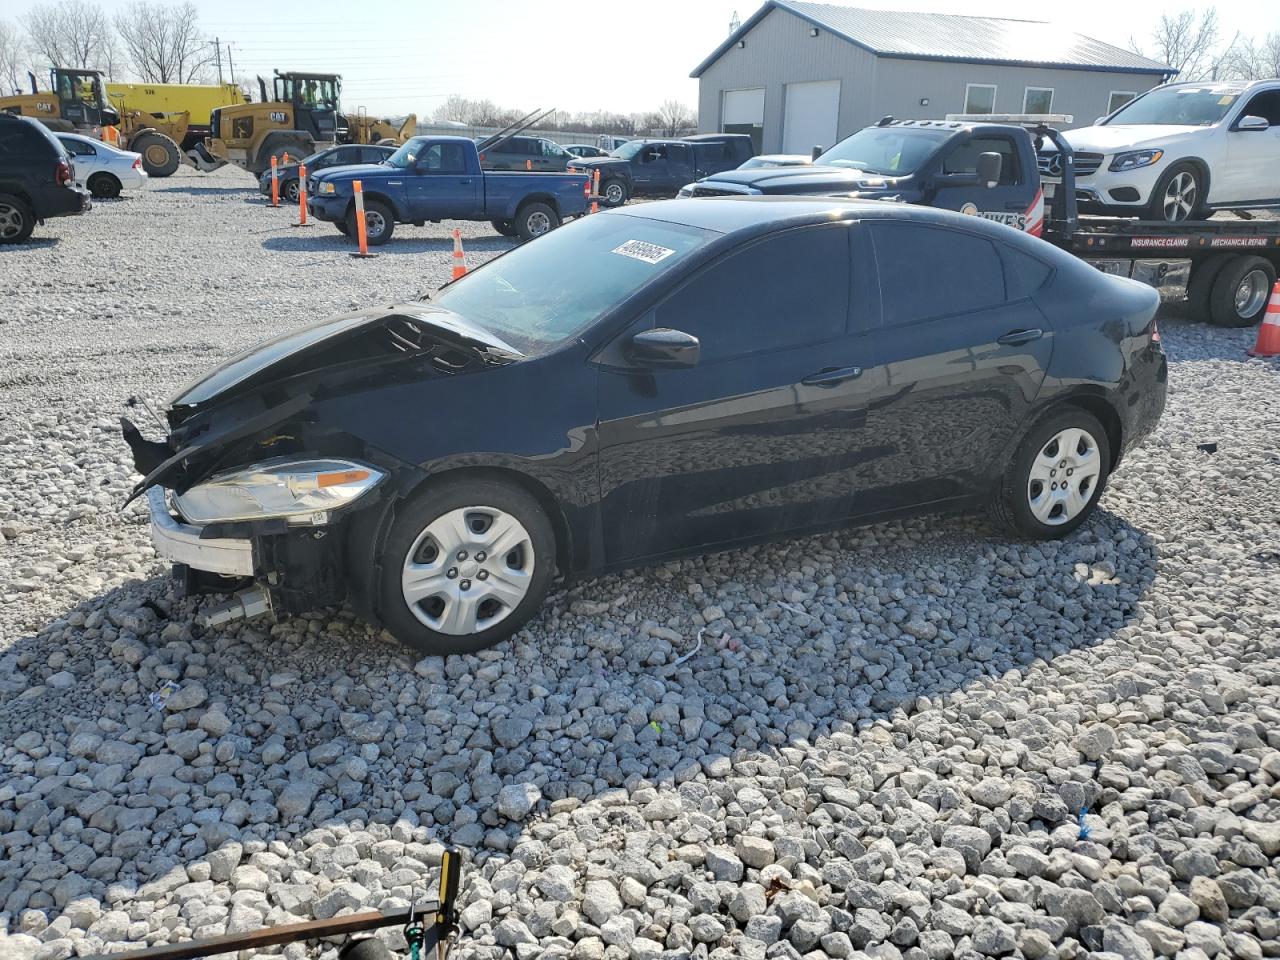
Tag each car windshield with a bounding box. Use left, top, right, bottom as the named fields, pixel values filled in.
left=1106, top=84, right=1244, bottom=126
left=611, top=141, right=648, bottom=159
left=431, top=214, right=717, bottom=355
left=385, top=137, right=430, bottom=169
left=816, top=127, right=951, bottom=175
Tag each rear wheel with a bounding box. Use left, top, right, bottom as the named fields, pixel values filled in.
left=490, top=219, right=516, bottom=237
left=87, top=172, right=121, bottom=198
left=1208, top=255, right=1275, bottom=327
left=1186, top=253, right=1233, bottom=323
left=602, top=178, right=626, bottom=207
left=130, top=131, right=181, bottom=178
left=376, top=476, right=557, bottom=655
left=348, top=198, right=394, bottom=245
left=282, top=179, right=300, bottom=204
left=0, top=194, right=35, bottom=244
left=515, top=201, right=559, bottom=241
left=992, top=409, right=1111, bottom=540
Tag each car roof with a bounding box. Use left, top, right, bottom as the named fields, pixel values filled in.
left=612, top=195, right=1038, bottom=242
left=682, top=133, right=749, bottom=141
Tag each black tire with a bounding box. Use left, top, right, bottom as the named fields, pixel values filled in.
left=265, top=140, right=312, bottom=175
left=1186, top=253, right=1234, bottom=323
left=601, top=177, right=627, bottom=207
left=0, top=193, right=35, bottom=244
left=992, top=408, right=1112, bottom=540
left=87, top=172, right=121, bottom=199
left=375, top=476, right=557, bottom=655
left=130, top=131, right=181, bottom=178
left=1208, top=255, right=1276, bottom=328
left=282, top=179, right=300, bottom=204
left=348, top=199, right=395, bottom=245
left=1145, top=162, right=1206, bottom=222
left=515, top=201, right=559, bottom=242
left=490, top=219, right=516, bottom=237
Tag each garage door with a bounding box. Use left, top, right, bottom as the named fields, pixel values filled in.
left=783, top=80, right=840, bottom=156
left=723, top=88, right=764, bottom=153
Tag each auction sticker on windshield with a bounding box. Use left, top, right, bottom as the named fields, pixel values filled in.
left=612, top=240, right=677, bottom=264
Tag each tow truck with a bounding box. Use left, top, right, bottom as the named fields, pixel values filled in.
left=684, top=113, right=1280, bottom=328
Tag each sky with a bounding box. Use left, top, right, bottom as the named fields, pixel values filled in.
left=9, top=0, right=1278, bottom=119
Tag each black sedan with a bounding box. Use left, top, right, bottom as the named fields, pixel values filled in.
left=123, top=198, right=1167, bottom=655
left=257, top=143, right=396, bottom=203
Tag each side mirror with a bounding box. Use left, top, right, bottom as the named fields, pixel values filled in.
left=626, top=328, right=700, bottom=368
left=1236, top=114, right=1269, bottom=131
left=811, top=145, right=824, bottom=161
left=975, top=151, right=1002, bottom=187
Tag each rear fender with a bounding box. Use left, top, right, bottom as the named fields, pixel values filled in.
left=508, top=191, right=559, bottom=220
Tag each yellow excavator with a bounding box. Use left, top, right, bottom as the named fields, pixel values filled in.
left=201, top=71, right=415, bottom=177
left=0, top=67, right=188, bottom=177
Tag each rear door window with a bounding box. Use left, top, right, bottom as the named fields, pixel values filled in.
left=870, top=221, right=1006, bottom=326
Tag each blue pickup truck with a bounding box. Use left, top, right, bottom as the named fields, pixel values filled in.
left=308, top=135, right=591, bottom=243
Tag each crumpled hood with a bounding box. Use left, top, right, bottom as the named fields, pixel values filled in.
left=567, top=156, right=626, bottom=170
left=1061, top=124, right=1208, bottom=154
left=698, top=164, right=882, bottom=193
left=310, top=162, right=391, bottom=185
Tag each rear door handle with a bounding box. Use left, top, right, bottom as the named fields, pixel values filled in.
left=997, top=328, right=1043, bottom=345
left=802, top=365, right=863, bottom=386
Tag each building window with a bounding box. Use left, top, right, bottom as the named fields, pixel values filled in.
left=1023, top=87, right=1054, bottom=114
left=1108, top=91, right=1137, bottom=115
left=964, top=84, right=997, bottom=115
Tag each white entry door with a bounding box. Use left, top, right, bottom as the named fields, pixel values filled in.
left=783, top=80, right=840, bottom=155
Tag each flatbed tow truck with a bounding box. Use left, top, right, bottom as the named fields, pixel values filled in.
left=1023, top=115, right=1280, bottom=328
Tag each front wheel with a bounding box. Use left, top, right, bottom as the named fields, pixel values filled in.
left=130, top=131, right=181, bottom=178
left=515, top=201, right=559, bottom=241
left=376, top=476, right=557, bottom=655
left=1208, top=255, right=1275, bottom=327
left=0, top=194, right=35, bottom=244
left=348, top=199, right=394, bottom=245
left=992, top=409, right=1111, bottom=539
left=1146, top=163, right=1204, bottom=222
left=601, top=178, right=627, bottom=207
left=283, top=179, right=300, bottom=204
left=87, top=173, right=122, bottom=198
left=490, top=218, right=516, bottom=237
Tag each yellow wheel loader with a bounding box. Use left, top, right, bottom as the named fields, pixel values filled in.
left=0, top=68, right=188, bottom=177
left=205, top=71, right=416, bottom=177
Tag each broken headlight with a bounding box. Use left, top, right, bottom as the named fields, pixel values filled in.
left=173, top=458, right=384, bottom=525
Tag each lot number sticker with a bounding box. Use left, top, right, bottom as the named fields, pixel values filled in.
left=612, top=240, right=676, bottom=264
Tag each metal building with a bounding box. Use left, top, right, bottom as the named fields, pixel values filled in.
left=693, top=1, right=1174, bottom=154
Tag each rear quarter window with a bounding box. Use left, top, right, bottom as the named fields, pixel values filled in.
left=999, top=243, right=1053, bottom=299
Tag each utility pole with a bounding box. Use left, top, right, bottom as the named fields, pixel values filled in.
left=211, top=37, right=223, bottom=84
left=226, top=43, right=236, bottom=84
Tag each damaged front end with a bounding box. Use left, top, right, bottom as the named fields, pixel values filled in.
left=121, top=304, right=519, bottom=626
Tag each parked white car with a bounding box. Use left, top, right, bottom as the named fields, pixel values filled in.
left=1040, top=79, right=1280, bottom=221
left=55, top=133, right=147, bottom=199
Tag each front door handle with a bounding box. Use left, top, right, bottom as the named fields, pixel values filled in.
left=997, top=328, right=1043, bottom=346
left=802, top=365, right=863, bottom=387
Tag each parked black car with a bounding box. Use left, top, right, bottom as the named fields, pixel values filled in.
left=0, top=112, right=91, bottom=243
left=124, top=197, right=1166, bottom=655
left=257, top=143, right=396, bottom=203
left=475, top=135, right=573, bottom=172
left=568, top=133, right=756, bottom=206
left=564, top=144, right=607, bottom=158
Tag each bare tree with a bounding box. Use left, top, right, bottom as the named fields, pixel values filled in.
left=654, top=99, right=695, bottom=137
left=22, top=0, right=115, bottom=73
left=1224, top=33, right=1280, bottom=80
left=434, top=94, right=472, bottom=124
left=1129, top=8, right=1245, bottom=81
left=114, top=1, right=213, bottom=84
left=0, top=20, right=30, bottom=95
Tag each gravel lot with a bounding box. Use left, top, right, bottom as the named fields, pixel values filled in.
left=1, top=166, right=1279, bottom=960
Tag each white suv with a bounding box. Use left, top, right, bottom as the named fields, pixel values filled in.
left=1040, top=79, right=1280, bottom=221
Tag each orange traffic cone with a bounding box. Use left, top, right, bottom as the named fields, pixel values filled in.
left=1247, top=281, right=1280, bottom=357
left=451, top=228, right=467, bottom=280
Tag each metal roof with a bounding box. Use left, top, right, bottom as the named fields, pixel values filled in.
left=691, top=0, right=1175, bottom=78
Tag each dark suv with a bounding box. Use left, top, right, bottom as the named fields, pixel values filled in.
left=567, top=133, right=755, bottom=206
left=476, top=135, right=572, bottom=172
left=0, top=113, right=91, bottom=243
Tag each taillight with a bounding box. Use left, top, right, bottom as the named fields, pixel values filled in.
left=583, top=177, right=590, bottom=198
left=55, top=159, right=72, bottom=186
left=133, top=157, right=142, bottom=171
